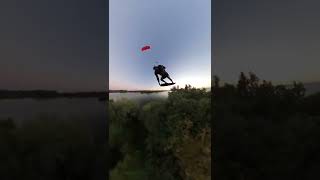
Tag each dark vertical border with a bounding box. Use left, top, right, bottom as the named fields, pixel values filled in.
left=92, top=0, right=108, bottom=179
left=106, top=0, right=110, bottom=180
left=211, top=0, right=215, bottom=179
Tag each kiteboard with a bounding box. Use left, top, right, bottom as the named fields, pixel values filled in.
left=160, top=82, right=176, bottom=86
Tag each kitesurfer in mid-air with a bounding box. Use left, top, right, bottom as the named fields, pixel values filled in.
left=153, top=64, right=175, bottom=86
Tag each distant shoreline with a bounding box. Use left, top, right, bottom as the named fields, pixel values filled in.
left=0, top=90, right=169, bottom=100
left=108, top=90, right=169, bottom=93
left=0, top=90, right=105, bottom=100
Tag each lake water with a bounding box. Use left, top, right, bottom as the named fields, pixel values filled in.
left=0, top=92, right=167, bottom=145
left=0, top=98, right=108, bottom=144
left=109, top=91, right=168, bottom=101
left=0, top=92, right=168, bottom=124
left=0, top=98, right=106, bottom=123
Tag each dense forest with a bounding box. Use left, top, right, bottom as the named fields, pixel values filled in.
left=2, top=72, right=320, bottom=179
left=109, top=85, right=211, bottom=180
left=213, top=72, right=320, bottom=180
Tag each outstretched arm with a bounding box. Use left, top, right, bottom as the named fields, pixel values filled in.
left=154, top=72, right=160, bottom=85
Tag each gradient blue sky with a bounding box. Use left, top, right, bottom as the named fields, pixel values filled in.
left=110, top=0, right=211, bottom=90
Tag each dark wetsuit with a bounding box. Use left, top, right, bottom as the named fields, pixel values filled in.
left=153, top=65, right=174, bottom=85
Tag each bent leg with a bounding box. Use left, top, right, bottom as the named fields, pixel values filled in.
left=161, top=76, right=167, bottom=84
left=167, top=76, right=174, bottom=83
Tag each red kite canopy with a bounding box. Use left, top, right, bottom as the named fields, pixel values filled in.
left=141, top=45, right=151, bottom=52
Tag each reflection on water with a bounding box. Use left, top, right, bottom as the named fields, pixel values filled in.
left=0, top=98, right=106, bottom=124
left=109, top=91, right=168, bottom=101
left=0, top=92, right=168, bottom=124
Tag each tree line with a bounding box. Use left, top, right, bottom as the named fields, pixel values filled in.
left=213, top=72, right=320, bottom=180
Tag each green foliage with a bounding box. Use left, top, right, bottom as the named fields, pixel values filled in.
left=213, top=72, right=320, bottom=180
left=110, top=151, right=148, bottom=180
left=109, top=86, right=211, bottom=180
left=0, top=117, right=104, bottom=180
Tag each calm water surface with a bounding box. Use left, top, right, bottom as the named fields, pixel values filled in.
left=0, top=92, right=168, bottom=123
left=109, top=91, right=168, bottom=101
left=0, top=98, right=105, bottom=123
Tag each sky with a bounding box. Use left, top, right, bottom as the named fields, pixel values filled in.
left=2, top=0, right=320, bottom=91
left=214, top=0, right=320, bottom=84
left=0, top=0, right=106, bottom=92
left=110, top=0, right=211, bottom=90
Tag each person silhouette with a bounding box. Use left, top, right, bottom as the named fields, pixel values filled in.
left=153, top=64, right=174, bottom=85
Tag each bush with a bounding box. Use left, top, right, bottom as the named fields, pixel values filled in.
left=109, top=86, right=211, bottom=180
left=213, top=72, right=320, bottom=180
left=0, top=116, right=105, bottom=180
